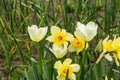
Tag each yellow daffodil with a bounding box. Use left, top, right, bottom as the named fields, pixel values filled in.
left=96, top=36, right=114, bottom=63
left=103, top=36, right=113, bottom=62
left=54, top=58, right=80, bottom=80
left=75, top=22, right=98, bottom=42
left=105, top=76, right=114, bottom=80
left=112, top=37, right=120, bottom=66
left=46, top=26, right=74, bottom=46
left=50, top=43, right=67, bottom=58
left=99, top=36, right=120, bottom=66
left=28, top=25, right=48, bottom=42
left=103, top=36, right=114, bottom=51
left=68, top=31, right=85, bottom=54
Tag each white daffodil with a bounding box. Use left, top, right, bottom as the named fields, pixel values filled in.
left=54, top=58, right=80, bottom=80
left=28, top=25, right=48, bottom=42
left=50, top=43, right=67, bottom=59
left=75, top=22, right=98, bottom=42
left=46, top=26, right=74, bottom=46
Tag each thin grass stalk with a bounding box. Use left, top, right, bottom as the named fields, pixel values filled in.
left=8, top=25, right=25, bottom=63
left=0, top=36, right=11, bottom=76
left=68, top=0, right=80, bottom=32
left=62, top=0, right=68, bottom=31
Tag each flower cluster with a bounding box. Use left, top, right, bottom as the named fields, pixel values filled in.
left=27, top=21, right=98, bottom=80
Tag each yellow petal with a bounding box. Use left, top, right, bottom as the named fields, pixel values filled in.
left=63, top=58, right=72, bottom=65
left=114, top=54, right=119, bottom=66
left=51, top=26, right=60, bottom=34
left=70, top=64, right=80, bottom=72
left=111, top=78, right=114, bottom=80
left=104, top=54, right=113, bottom=62
left=54, top=61, right=62, bottom=69
left=117, top=52, right=120, bottom=60
left=103, top=36, right=109, bottom=44
left=105, top=76, right=108, bottom=80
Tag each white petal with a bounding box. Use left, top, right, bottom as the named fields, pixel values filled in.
left=68, top=44, right=76, bottom=52
left=35, top=28, right=42, bottom=42
left=46, top=36, right=53, bottom=42
left=51, top=26, right=60, bottom=34
left=86, top=22, right=98, bottom=30
left=66, top=33, right=74, bottom=41
left=63, top=41, right=68, bottom=47
left=70, top=64, right=80, bottom=72
left=57, top=75, right=65, bottom=80
left=69, top=73, right=76, bottom=80
left=31, top=25, right=38, bottom=29
left=54, top=61, right=62, bottom=69
left=40, top=27, right=48, bottom=40
left=74, top=30, right=85, bottom=41
left=104, top=54, right=113, bottom=62
left=76, top=22, right=86, bottom=35
left=63, top=58, right=72, bottom=65
left=28, top=26, right=38, bottom=42
left=54, top=48, right=65, bottom=58
left=85, top=22, right=98, bottom=41
left=52, top=44, right=67, bottom=58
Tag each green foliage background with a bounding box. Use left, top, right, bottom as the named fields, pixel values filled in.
left=0, top=0, right=120, bottom=80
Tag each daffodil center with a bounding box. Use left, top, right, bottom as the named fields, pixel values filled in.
left=72, top=38, right=84, bottom=47
left=58, top=36, right=63, bottom=41
left=53, top=32, right=66, bottom=45
left=59, top=65, right=73, bottom=77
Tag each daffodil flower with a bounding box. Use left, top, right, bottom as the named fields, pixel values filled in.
left=46, top=26, right=74, bottom=46
left=103, top=36, right=120, bottom=66
left=50, top=43, right=68, bottom=59
left=54, top=58, right=80, bottom=80
left=103, top=36, right=114, bottom=51
left=112, top=37, right=120, bottom=66
left=28, top=25, right=48, bottom=42
left=75, top=22, right=98, bottom=42
left=96, top=36, right=114, bottom=63
left=68, top=31, right=85, bottom=54
left=103, top=36, right=113, bottom=62
left=97, top=36, right=120, bottom=66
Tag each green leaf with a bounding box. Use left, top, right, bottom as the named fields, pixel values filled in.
left=25, top=63, right=43, bottom=80
left=65, top=69, right=69, bottom=80
left=43, top=61, right=54, bottom=80
left=95, top=39, right=103, bottom=54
